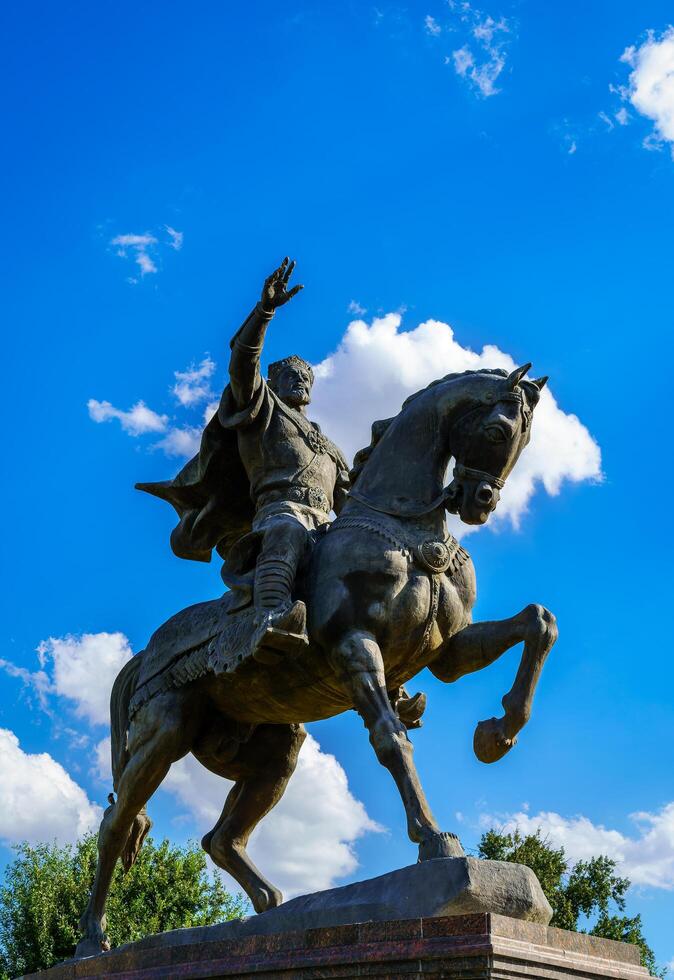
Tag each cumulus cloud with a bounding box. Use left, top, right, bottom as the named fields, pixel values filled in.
left=36, top=632, right=133, bottom=726
left=0, top=728, right=101, bottom=845
left=88, top=308, right=601, bottom=527
left=347, top=300, right=367, bottom=316
left=479, top=803, right=674, bottom=889
left=153, top=425, right=201, bottom=458
left=310, top=312, right=601, bottom=534
left=94, top=736, right=112, bottom=783
left=444, top=2, right=511, bottom=98
left=163, top=734, right=381, bottom=898
left=87, top=398, right=168, bottom=436
left=172, top=357, right=216, bottom=406
left=618, top=27, right=674, bottom=155
left=88, top=357, right=219, bottom=459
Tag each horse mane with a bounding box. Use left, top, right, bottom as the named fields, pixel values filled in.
left=349, top=368, right=509, bottom=486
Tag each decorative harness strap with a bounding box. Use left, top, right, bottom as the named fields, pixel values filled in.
left=329, top=513, right=470, bottom=663
left=329, top=514, right=470, bottom=578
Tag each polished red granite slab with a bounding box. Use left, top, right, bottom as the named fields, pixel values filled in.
left=22, top=912, right=651, bottom=980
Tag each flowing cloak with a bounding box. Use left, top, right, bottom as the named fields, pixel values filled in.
left=136, top=379, right=350, bottom=564
left=135, top=384, right=261, bottom=563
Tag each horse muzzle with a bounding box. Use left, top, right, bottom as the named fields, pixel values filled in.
left=445, top=477, right=500, bottom=525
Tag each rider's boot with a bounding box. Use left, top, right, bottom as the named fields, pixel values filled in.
left=250, top=555, right=309, bottom=664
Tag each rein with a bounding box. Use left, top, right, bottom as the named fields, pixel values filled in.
left=348, top=463, right=504, bottom=519
left=346, top=382, right=534, bottom=519
left=347, top=391, right=523, bottom=518
left=346, top=487, right=450, bottom=519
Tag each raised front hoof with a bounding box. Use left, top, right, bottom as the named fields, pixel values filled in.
left=474, top=717, right=516, bottom=764
left=74, top=936, right=110, bottom=959
left=252, top=884, right=283, bottom=913
left=418, top=831, right=465, bottom=861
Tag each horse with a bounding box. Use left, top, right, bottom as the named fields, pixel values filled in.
left=76, top=363, right=557, bottom=957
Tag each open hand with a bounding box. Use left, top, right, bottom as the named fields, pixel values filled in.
left=261, top=257, right=303, bottom=312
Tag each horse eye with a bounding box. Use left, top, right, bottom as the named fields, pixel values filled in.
left=485, top=426, right=506, bottom=443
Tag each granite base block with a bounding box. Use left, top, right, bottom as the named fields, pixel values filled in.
left=23, top=913, right=651, bottom=980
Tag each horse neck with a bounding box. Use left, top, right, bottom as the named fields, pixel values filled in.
left=350, top=384, right=456, bottom=526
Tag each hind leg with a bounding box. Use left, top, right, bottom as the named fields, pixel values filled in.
left=200, top=723, right=306, bottom=913
left=76, top=692, right=198, bottom=957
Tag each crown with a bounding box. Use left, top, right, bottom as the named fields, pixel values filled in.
left=268, top=355, right=314, bottom=389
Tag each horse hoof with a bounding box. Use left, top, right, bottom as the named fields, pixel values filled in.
left=474, top=717, right=516, bottom=764
left=253, top=884, right=283, bottom=913
left=74, top=937, right=107, bottom=959
left=418, top=831, right=465, bottom=861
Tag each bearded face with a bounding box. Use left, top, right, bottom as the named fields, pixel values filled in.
left=274, top=364, right=313, bottom=408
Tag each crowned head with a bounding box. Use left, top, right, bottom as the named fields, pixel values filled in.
left=268, top=355, right=314, bottom=409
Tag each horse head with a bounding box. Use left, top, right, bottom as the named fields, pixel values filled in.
left=443, top=364, right=547, bottom=525
left=349, top=363, right=546, bottom=525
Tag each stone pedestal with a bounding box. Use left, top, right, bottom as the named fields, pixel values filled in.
left=25, top=913, right=650, bottom=979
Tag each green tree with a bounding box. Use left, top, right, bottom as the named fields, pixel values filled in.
left=478, top=828, right=661, bottom=976
left=0, top=834, right=248, bottom=978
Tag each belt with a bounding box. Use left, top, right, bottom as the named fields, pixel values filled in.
left=257, top=485, right=331, bottom=513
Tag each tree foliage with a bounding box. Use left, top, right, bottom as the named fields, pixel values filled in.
left=0, top=834, right=248, bottom=978
left=478, top=828, right=660, bottom=976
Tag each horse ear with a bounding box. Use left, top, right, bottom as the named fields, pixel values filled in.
left=507, top=363, right=532, bottom=389
left=532, top=375, right=549, bottom=390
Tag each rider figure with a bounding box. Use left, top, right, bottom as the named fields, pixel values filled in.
left=218, top=258, right=349, bottom=659
left=136, top=258, right=350, bottom=662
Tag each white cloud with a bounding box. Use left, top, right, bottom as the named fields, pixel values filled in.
left=153, top=425, right=201, bottom=458
left=172, top=357, right=216, bottom=406
left=425, top=14, right=441, bottom=36
left=87, top=398, right=168, bottom=436
left=203, top=400, right=219, bottom=424
left=347, top=300, right=367, bottom=316
left=111, top=233, right=156, bottom=249
left=165, top=225, right=184, bottom=251
left=310, top=312, right=601, bottom=534
left=111, top=231, right=158, bottom=278
left=0, top=728, right=102, bottom=845
left=619, top=27, right=674, bottom=155
left=445, top=3, right=511, bottom=97
left=0, top=658, right=52, bottom=711
left=479, top=803, right=674, bottom=889
left=164, top=733, right=381, bottom=898
left=110, top=224, right=183, bottom=280
left=452, top=46, right=475, bottom=76
left=87, top=310, right=602, bottom=523
left=37, top=633, right=133, bottom=726
left=94, top=736, right=112, bottom=783
left=598, top=110, right=615, bottom=131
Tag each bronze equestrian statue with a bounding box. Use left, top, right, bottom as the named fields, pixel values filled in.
left=76, top=260, right=557, bottom=957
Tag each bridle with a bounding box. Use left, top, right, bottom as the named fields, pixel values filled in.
left=452, top=462, right=505, bottom=490
left=347, top=386, right=530, bottom=520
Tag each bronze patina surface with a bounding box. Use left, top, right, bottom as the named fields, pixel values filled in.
left=77, top=260, right=557, bottom=958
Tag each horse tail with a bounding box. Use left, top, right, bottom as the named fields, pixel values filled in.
left=110, top=653, right=143, bottom=788
left=108, top=654, right=153, bottom=871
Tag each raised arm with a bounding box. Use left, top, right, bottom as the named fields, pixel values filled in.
left=228, top=257, right=303, bottom=407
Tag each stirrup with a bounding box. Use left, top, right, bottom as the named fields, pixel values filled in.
left=251, top=600, right=309, bottom=665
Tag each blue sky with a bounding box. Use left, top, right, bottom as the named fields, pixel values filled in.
left=2, top=0, right=674, bottom=965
